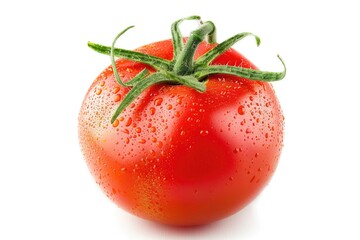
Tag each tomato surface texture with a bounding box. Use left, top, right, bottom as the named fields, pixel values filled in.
left=79, top=17, right=285, bottom=226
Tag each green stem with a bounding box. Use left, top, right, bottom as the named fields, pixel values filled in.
left=88, top=41, right=172, bottom=71
left=194, top=55, right=286, bottom=81
left=195, top=32, right=260, bottom=68
left=171, top=15, right=201, bottom=61
left=88, top=16, right=286, bottom=124
left=173, top=21, right=216, bottom=75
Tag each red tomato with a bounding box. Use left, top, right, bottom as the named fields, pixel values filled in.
left=79, top=18, right=285, bottom=226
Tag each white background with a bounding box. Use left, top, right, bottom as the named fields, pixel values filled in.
left=1, top=0, right=359, bottom=239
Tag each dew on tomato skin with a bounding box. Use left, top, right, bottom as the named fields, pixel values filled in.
left=96, top=88, right=102, bottom=95
left=246, top=128, right=252, bottom=134
left=135, top=127, right=142, bottom=133
left=125, top=117, right=132, bottom=127
left=237, top=105, right=245, bottom=115
left=250, top=176, right=256, bottom=183
left=112, top=119, right=119, bottom=128
left=149, top=107, right=156, bottom=115
left=113, top=87, right=120, bottom=94
left=200, top=130, right=209, bottom=136
left=154, top=98, right=163, bottom=106
left=157, top=141, right=163, bottom=148
left=113, top=94, right=122, bottom=102
left=176, top=97, right=183, bottom=104
left=167, top=104, right=173, bottom=110
left=180, top=130, right=186, bottom=136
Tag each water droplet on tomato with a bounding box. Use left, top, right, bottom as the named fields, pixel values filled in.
left=250, top=175, right=256, bottom=183
left=114, top=94, right=121, bottom=102
left=176, top=97, right=183, bottom=104
left=200, top=130, right=209, bottom=136
left=246, top=128, right=252, bottom=134
left=255, top=153, right=259, bottom=158
left=265, top=132, right=269, bottom=138
left=149, top=107, right=156, bottom=115
left=167, top=104, right=173, bottom=110
left=121, top=167, right=127, bottom=172
left=238, top=105, right=245, bottom=115
left=135, top=127, right=142, bottom=133
left=150, top=126, right=156, bottom=133
left=157, top=141, right=163, bottom=148
left=125, top=117, right=132, bottom=127
left=154, top=98, right=163, bottom=106
left=139, top=139, right=146, bottom=144
left=112, top=119, right=119, bottom=127
left=151, top=137, right=157, bottom=142
left=96, top=88, right=102, bottom=95
left=113, top=87, right=120, bottom=94
left=249, top=96, right=254, bottom=101
left=180, top=130, right=186, bottom=136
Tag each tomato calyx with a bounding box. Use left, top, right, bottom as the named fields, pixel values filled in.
left=87, top=16, right=286, bottom=123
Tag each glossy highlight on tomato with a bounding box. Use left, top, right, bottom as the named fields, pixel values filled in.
left=78, top=16, right=285, bottom=226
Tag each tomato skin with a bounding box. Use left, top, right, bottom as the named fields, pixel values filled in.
left=78, top=39, right=284, bottom=226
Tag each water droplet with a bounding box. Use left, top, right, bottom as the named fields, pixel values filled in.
left=154, top=98, right=163, bottom=106
left=176, top=97, right=183, bottom=104
left=135, top=127, right=142, bottom=133
left=114, top=94, right=121, bottom=102
left=125, top=117, right=132, bottom=127
left=113, top=87, right=120, bottom=94
left=96, top=88, right=102, bottom=95
left=125, top=138, right=130, bottom=144
left=139, top=139, right=146, bottom=144
left=238, top=105, right=245, bottom=115
left=229, top=177, right=234, bottom=181
left=151, top=137, right=157, bottom=142
left=255, top=153, right=259, bottom=158
left=157, top=141, right=163, bottom=148
left=149, top=107, right=156, bottom=115
left=180, top=130, right=186, bottom=136
left=265, top=132, right=269, bottom=138
left=112, top=119, right=119, bottom=127
left=150, top=126, right=156, bottom=133
left=249, top=96, right=254, bottom=101
left=200, top=130, right=209, bottom=136
left=233, top=148, right=243, bottom=154
left=250, top=176, right=256, bottom=183
left=167, top=104, right=173, bottom=110
left=246, top=128, right=252, bottom=134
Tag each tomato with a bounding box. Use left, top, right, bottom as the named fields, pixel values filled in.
left=79, top=16, right=285, bottom=226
